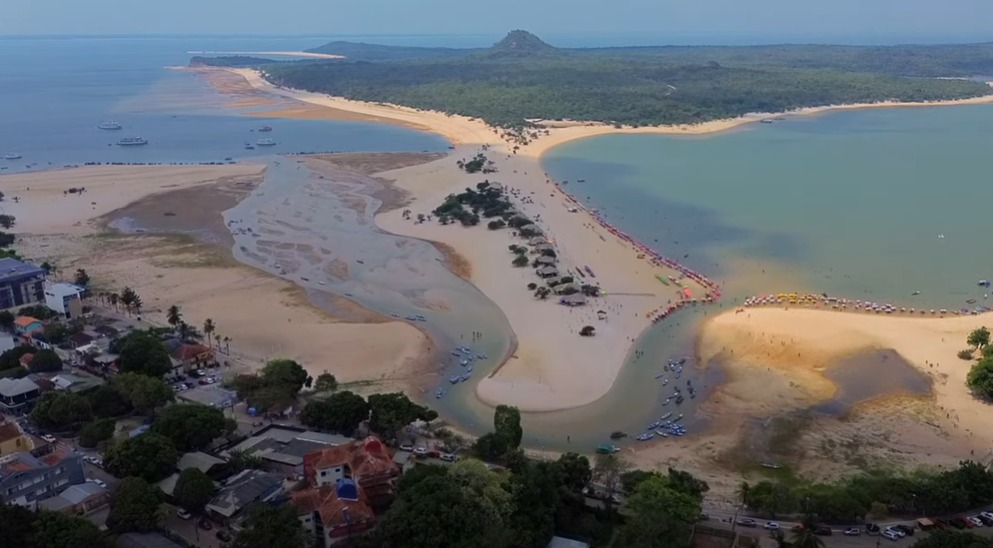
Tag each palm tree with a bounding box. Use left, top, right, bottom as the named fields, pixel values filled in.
left=166, top=305, right=182, bottom=329
left=736, top=481, right=751, bottom=509
left=203, top=319, right=216, bottom=348
left=223, top=336, right=231, bottom=355
left=791, top=516, right=826, bottom=548
left=119, top=287, right=136, bottom=316
left=108, top=292, right=119, bottom=312
left=177, top=321, right=191, bottom=341
left=132, top=294, right=143, bottom=317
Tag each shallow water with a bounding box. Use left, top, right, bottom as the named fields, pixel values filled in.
left=811, top=349, right=932, bottom=416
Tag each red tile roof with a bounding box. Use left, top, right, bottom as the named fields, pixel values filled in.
left=14, top=317, right=41, bottom=328
left=171, top=343, right=212, bottom=362
left=0, top=421, right=22, bottom=443
left=291, top=485, right=375, bottom=530
left=19, top=354, right=34, bottom=367
left=303, top=437, right=397, bottom=484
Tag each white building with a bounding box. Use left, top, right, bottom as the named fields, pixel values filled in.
left=43, top=283, right=85, bottom=318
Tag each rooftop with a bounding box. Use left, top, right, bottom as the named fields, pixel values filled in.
left=304, top=436, right=397, bottom=482
left=0, top=421, right=23, bottom=443
left=14, top=316, right=41, bottom=328
left=177, top=451, right=225, bottom=474
left=44, top=282, right=85, bottom=298
left=0, top=258, right=45, bottom=284
left=291, top=484, right=375, bottom=529
left=0, top=377, right=39, bottom=398
left=207, top=469, right=284, bottom=518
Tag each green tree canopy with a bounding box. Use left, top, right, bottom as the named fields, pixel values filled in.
left=555, top=452, right=592, bottom=493
left=28, top=348, right=63, bottom=373
left=260, top=358, right=309, bottom=395
left=300, top=390, right=369, bottom=435
left=617, top=475, right=700, bottom=548
left=117, top=330, right=172, bottom=377
left=507, top=460, right=559, bottom=547
left=151, top=403, right=228, bottom=452
left=967, top=357, right=993, bottom=398
left=113, top=372, right=173, bottom=414
left=86, top=384, right=133, bottom=418
left=78, top=418, right=116, bottom=448
left=910, top=530, right=993, bottom=548
left=968, top=327, right=990, bottom=348
left=368, top=392, right=438, bottom=438
left=0, top=502, right=37, bottom=547
left=104, top=432, right=179, bottom=482
left=31, top=511, right=109, bottom=548
left=173, top=467, right=217, bottom=513
left=107, top=477, right=163, bottom=533
left=31, top=392, right=92, bottom=432
left=493, top=405, right=523, bottom=450
left=313, top=371, right=338, bottom=392
left=232, top=504, right=308, bottom=548
left=0, top=345, right=34, bottom=369
left=666, top=467, right=710, bottom=502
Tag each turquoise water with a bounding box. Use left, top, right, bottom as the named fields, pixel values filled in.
left=543, top=105, right=993, bottom=310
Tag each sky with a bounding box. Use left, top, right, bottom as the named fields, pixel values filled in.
left=4, top=0, right=993, bottom=44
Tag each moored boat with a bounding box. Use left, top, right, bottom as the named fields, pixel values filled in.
left=98, top=121, right=122, bottom=130
left=117, top=137, right=148, bottom=146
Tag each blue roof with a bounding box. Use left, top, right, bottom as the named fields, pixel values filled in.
left=0, top=258, right=44, bottom=284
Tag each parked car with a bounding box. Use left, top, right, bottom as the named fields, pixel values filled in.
left=978, top=514, right=993, bottom=526
left=934, top=519, right=950, bottom=529
left=865, top=523, right=881, bottom=534
left=981, top=511, right=993, bottom=521
left=885, top=527, right=906, bottom=538
left=697, top=513, right=710, bottom=522
left=399, top=444, right=414, bottom=452
left=413, top=446, right=427, bottom=456
left=881, top=530, right=900, bottom=541
left=177, top=509, right=192, bottom=520
left=40, top=434, right=56, bottom=443
left=763, top=522, right=780, bottom=530
left=813, top=526, right=832, bottom=536
left=439, top=453, right=456, bottom=462
left=949, top=517, right=968, bottom=529
left=843, top=527, right=861, bottom=536
left=967, top=516, right=985, bottom=528
left=893, top=524, right=915, bottom=536
left=735, top=518, right=757, bottom=528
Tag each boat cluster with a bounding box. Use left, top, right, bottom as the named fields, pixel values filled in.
left=743, top=292, right=991, bottom=316
left=637, top=412, right=686, bottom=441
left=443, top=346, right=488, bottom=392
left=405, top=314, right=428, bottom=322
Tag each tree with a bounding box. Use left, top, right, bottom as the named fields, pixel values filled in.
left=746, top=480, right=798, bottom=516
left=555, top=452, right=592, bottom=492
left=968, top=327, right=990, bottom=349
left=260, top=358, right=309, bottom=397
left=113, top=372, right=173, bottom=414
left=40, top=261, right=53, bottom=275
left=512, top=254, right=529, bottom=267
left=0, top=310, right=13, bottom=331
left=313, top=371, right=338, bottom=392
left=0, top=344, right=32, bottom=369
left=790, top=516, right=827, bottom=548
left=368, top=392, right=437, bottom=439
left=621, top=470, right=663, bottom=494
left=107, top=477, right=163, bottom=533
left=508, top=461, right=559, bottom=547
left=31, top=392, right=92, bottom=431
left=232, top=504, right=308, bottom=548
left=967, top=357, right=993, bottom=398
left=300, top=391, right=369, bottom=435
left=151, top=403, right=228, bottom=452
left=203, top=318, right=216, bottom=348
left=666, top=467, right=710, bottom=502
left=103, top=432, right=179, bottom=482
left=535, top=287, right=551, bottom=299
left=487, top=219, right=506, bottom=230
left=909, top=530, right=993, bottom=548
left=32, top=511, right=108, bottom=548
left=87, top=384, right=133, bottom=418
left=28, top=348, right=63, bottom=373
left=494, top=404, right=523, bottom=450
left=174, top=467, right=217, bottom=514
left=73, top=268, right=90, bottom=287
left=579, top=325, right=595, bottom=337
left=229, top=449, right=267, bottom=472
left=0, top=214, right=15, bottom=229
left=166, top=305, right=183, bottom=329
left=117, top=330, right=172, bottom=377
left=618, top=475, right=700, bottom=548
left=78, top=418, right=116, bottom=448
left=593, top=453, right=628, bottom=509
left=0, top=502, right=37, bottom=547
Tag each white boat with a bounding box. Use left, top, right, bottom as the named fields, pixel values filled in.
left=3, top=153, right=22, bottom=160
left=98, top=121, right=122, bottom=130
left=256, top=138, right=276, bottom=146
left=117, top=137, right=148, bottom=146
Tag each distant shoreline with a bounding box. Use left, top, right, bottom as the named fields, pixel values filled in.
left=186, top=50, right=345, bottom=59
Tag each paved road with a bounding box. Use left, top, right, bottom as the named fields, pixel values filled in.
left=163, top=504, right=232, bottom=548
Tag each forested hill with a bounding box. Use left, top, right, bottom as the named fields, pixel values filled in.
left=195, top=31, right=993, bottom=127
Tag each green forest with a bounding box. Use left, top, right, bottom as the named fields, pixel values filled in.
left=193, top=30, right=993, bottom=128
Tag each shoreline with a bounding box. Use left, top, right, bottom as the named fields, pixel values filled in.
left=209, top=66, right=993, bottom=414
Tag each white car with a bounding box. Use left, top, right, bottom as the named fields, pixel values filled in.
left=881, top=530, right=900, bottom=541
left=763, top=522, right=780, bottom=530
left=885, top=527, right=906, bottom=538
left=981, top=511, right=993, bottom=521
left=177, top=508, right=192, bottom=520
left=40, top=434, right=56, bottom=443
left=399, top=444, right=414, bottom=452
left=86, top=478, right=107, bottom=488
left=843, top=527, right=861, bottom=536
left=413, top=446, right=427, bottom=455
left=968, top=516, right=985, bottom=527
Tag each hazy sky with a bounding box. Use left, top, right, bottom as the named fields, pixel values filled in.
left=4, top=0, right=993, bottom=44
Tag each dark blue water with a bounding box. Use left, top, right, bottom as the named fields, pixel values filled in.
left=0, top=37, right=448, bottom=171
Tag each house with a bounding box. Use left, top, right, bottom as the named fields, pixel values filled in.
left=535, top=256, right=556, bottom=266
left=536, top=266, right=559, bottom=278
left=0, top=451, right=85, bottom=506
left=221, top=425, right=351, bottom=478
left=204, top=469, right=285, bottom=524
left=157, top=451, right=228, bottom=497
left=36, top=481, right=108, bottom=514
left=0, top=377, right=40, bottom=414
left=13, top=316, right=43, bottom=335
left=293, top=483, right=376, bottom=547
left=303, top=436, right=399, bottom=510
left=0, top=258, right=46, bottom=311
left=43, top=282, right=86, bottom=319
left=67, top=332, right=95, bottom=349
left=49, top=373, right=100, bottom=393
left=0, top=418, right=31, bottom=456
left=163, top=340, right=215, bottom=373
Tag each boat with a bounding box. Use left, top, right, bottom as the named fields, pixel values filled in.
left=660, top=412, right=673, bottom=420
left=448, top=375, right=460, bottom=384
left=662, top=379, right=669, bottom=386
left=98, top=121, right=122, bottom=130
left=435, top=388, right=445, bottom=399
left=117, top=137, right=148, bottom=146
left=675, top=395, right=685, bottom=404
left=655, top=430, right=668, bottom=437
left=980, top=280, right=991, bottom=288
left=596, top=444, right=620, bottom=454
left=460, top=359, right=469, bottom=367
left=3, top=153, right=22, bottom=160
left=467, top=365, right=473, bottom=372
left=760, top=118, right=774, bottom=124
left=673, top=414, right=684, bottom=422
left=636, top=433, right=654, bottom=441
left=259, top=126, right=273, bottom=132
left=476, top=354, right=487, bottom=360
left=256, top=138, right=276, bottom=146
left=460, top=374, right=471, bottom=382
left=244, top=143, right=255, bottom=150
left=451, top=351, right=462, bottom=356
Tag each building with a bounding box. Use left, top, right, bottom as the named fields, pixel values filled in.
left=204, top=469, right=285, bottom=524
left=221, top=425, right=351, bottom=478
left=43, top=283, right=85, bottom=319
left=0, top=451, right=85, bottom=506
left=163, top=340, right=215, bottom=373
left=36, top=481, right=108, bottom=514
left=0, top=258, right=46, bottom=311
left=0, top=377, right=40, bottom=414
left=156, top=451, right=228, bottom=497
left=13, top=316, right=43, bottom=335
left=303, top=436, right=399, bottom=510
left=0, top=418, right=31, bottom=456
left=292, top=483, right=375, bottom=547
